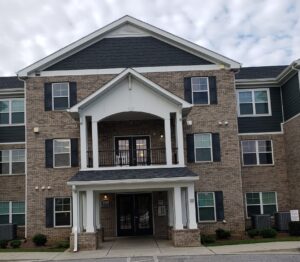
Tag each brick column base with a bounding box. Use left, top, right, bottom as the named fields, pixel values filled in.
left=171, top=229, right=201, bottom=247
left=70, top=230, right=103, bottom=251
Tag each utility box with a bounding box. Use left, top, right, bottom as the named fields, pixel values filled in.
left=251, top=215, right=271, bottom=229
left=0, top=224, right=17, bottom=241
left=275, top=212, right=291, bottom=231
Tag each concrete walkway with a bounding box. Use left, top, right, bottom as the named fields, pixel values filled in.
left=0, top=237, right=299, bottom=261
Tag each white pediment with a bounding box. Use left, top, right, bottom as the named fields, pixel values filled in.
left=105, top=23, right=150, bottom=38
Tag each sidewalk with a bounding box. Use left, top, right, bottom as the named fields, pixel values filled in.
left=0, top=239, right=299, bottom=261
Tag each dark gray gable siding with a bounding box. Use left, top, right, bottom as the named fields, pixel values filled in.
left=281, top=73, right=300, bottom=121
left=0, top=77, right=24, bottom=89
left=238, top=87, right=283, bottom=133
left=45, top=37, right=213, bottom=71
left=236, top=66, right=287, bottom=80
left=0, top=126, right=25, bottom=143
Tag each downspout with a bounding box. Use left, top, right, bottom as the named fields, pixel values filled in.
left=17, top=75, right=27, bottom=240
left=72, top=185, right=78, bottom=252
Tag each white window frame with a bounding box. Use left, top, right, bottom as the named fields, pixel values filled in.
left=53, top=139, right=71, bottom=168
left=52, top=83, right=70, bottom=111
left=237, top=88, right=272, bottom=117
left=194, top=133, right=213, bottom=163
left=53, top=197, right=72, bottom=228
left=0, top=149, right=26, bottom=175
left=245, top=192, right=278, bottom=218
left=0, top=98, right=24, bottom=126
left=191, top=77, right=210, bottom=105
left=196, top=192, right=217, bottom=223
left=0, top=201, right=25, bottom=226
left=241, top=140, right=274, bottom=166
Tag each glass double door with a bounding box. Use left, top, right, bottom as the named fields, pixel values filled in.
left=117, top=193, right=153, bottom=236
left=115, top=136, right=150, bottom=166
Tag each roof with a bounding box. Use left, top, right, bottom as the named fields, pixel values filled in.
left=18, top=15, right=240, bottom=76
left=236, top=65, right=287, bottom=80
left=69, top=167, right=198, bottom=182
left=0, top=76, right=24, bottom=89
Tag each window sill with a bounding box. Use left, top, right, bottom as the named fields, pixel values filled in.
left=53, top=166, right=72, bottom=169
left=242, top=164, right=274, bottom=167
left=54, top=225, right=72, bottom=228
left=0, top=173, right=25, bottom=177
left=198, top=220, right=217, bottom=224
left=192, top=104, right=210, bottom=107
left=238, top=114, right=272, bottom=118
left=0, top=124, right=25, bottom=127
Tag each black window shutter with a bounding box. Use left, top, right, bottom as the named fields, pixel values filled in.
left=215, top=191, right=224, bottom=221
left=71, top=138, right=79, bottom=167
left=195, top=192, right=199, bottom=222
left=45, top=198, right=54, bottom=228
left=69, top=82, right=77, bottom=107
left=212, top=133, right=221, bottom=162
left=209, top=76, right=217, bottom=104
left=184, top=77, right=192, bottom=103
left=45, top=139, right=53, bottom=168
left=186, top=134, right=195, bottom=163
left=44, top=83, right=52, bottom=111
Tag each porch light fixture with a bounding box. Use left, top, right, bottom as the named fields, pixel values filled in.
left=33, top=127, right=39, bottom=133
left=103, top=194, right=108, bottom=201
left=187, top=120, right=192, bottom=126
left=160, top=134, right=164, bottom=138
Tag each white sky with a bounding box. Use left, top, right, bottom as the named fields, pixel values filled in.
left=0, top=0, right=299, bottom=76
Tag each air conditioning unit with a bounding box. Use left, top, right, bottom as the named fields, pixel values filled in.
left=274, top=212, right=291, bottom=231
left=251, top=215, right=271, bottom=229
left=0, top=224, right=17, bottom=241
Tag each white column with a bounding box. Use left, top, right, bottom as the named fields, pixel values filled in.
left=80, top=191, right=86, bottom=231
left=168, top=190, right=174, bottom=227
left=95, top=192, right=101, bottom=229
left=175, top=113, right=185, bottom=165
left=92, top=120, right=99, bottom=168
left=181, top=188, right=187, bottom=227
left=187, top=184, right=198, bottom=229
left=164, top=117, right=172, bottom=165
left=86, top=190, right=95, bottom=232
left=173, top=186, right=183, bottom=230
left=80, top=116, right=87, bottom=169
left=72, top=186, right=79, bottom=233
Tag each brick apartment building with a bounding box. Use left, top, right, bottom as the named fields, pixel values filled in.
left=0, top=16, right=299, bottom=250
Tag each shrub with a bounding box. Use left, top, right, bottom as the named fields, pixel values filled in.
left=215, top=228, right=231, bottom=240
left=289, top=221, right=300, bottom=236
left=55, top=240, right=70, bottom=249
left=10, top=240, right=21, bottom=249
left=260, top=228, right=277, bottom=238
left=32, top=234, right=47, bottom=246
left=201, top=234, right=216, bottom=244
left=0, top=240, right=8, bottom=249
left=247, top=229, right=260, bottom=238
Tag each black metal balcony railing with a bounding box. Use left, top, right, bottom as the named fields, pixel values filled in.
left=87, top=148, right=178, bottom=168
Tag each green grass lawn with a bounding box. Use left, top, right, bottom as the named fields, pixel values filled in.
left=0, top=247, right=67, bottom=252
left=204, top=236, right=300, bottom=246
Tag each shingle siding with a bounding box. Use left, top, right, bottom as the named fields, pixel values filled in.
left=236, top=66, right=287, bottom=80
left=281, top=73, right=300, bottom=121
left=45, top=37, right=212, bottom=71
left=237, top=87, right=283, bottom=133
left=0, top=77, right=24, bottom=89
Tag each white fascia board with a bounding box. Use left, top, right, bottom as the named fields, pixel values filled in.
left=69, top=68, right=192, bottom=112
left=38, top=64, right=222, bottom=77
left=18, top=16, right=240, bottom=77
left=67, top=176, right=199, bottom=186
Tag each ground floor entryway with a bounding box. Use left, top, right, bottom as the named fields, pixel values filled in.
left=117, top=193, right=153, bottom=236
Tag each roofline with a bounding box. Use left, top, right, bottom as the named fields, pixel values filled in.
left=67, top=176, right=198, bottom=186
left=17, top=15, right=240, bottom=76
left=68, top=68, right=192, bottom=112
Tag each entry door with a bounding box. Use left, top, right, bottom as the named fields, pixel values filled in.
left=115, top=136, right=150, bottom=166
left=117, top=194, right=153, bottom=236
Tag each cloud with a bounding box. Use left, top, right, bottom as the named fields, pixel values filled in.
left=0, top=0, right=299, bottom=75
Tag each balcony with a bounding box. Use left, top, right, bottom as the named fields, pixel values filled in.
left=87, top=148, right=178, bottom=168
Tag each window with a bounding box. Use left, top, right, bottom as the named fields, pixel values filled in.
left=191, top=77, right=209, bottom=104
left=0, top=201, right=25, bottom=225
left=0, top=99, right=24, bottom=125
left=0, top=149, right=25, bottom=175
left=54, top=198, right=71, bottom=227
left=194, top=133, right=212, bottom=162
left=241, top=140, right=273, bottom=166
left=197, top=192, right=216, bottom=222
left=52, top=83, right=70, bottom=110
left=246, top=192, right=277, bottom=217
left=53, top=139, right=71, bottom=168
left=237, top=89, right=271, bottom=116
